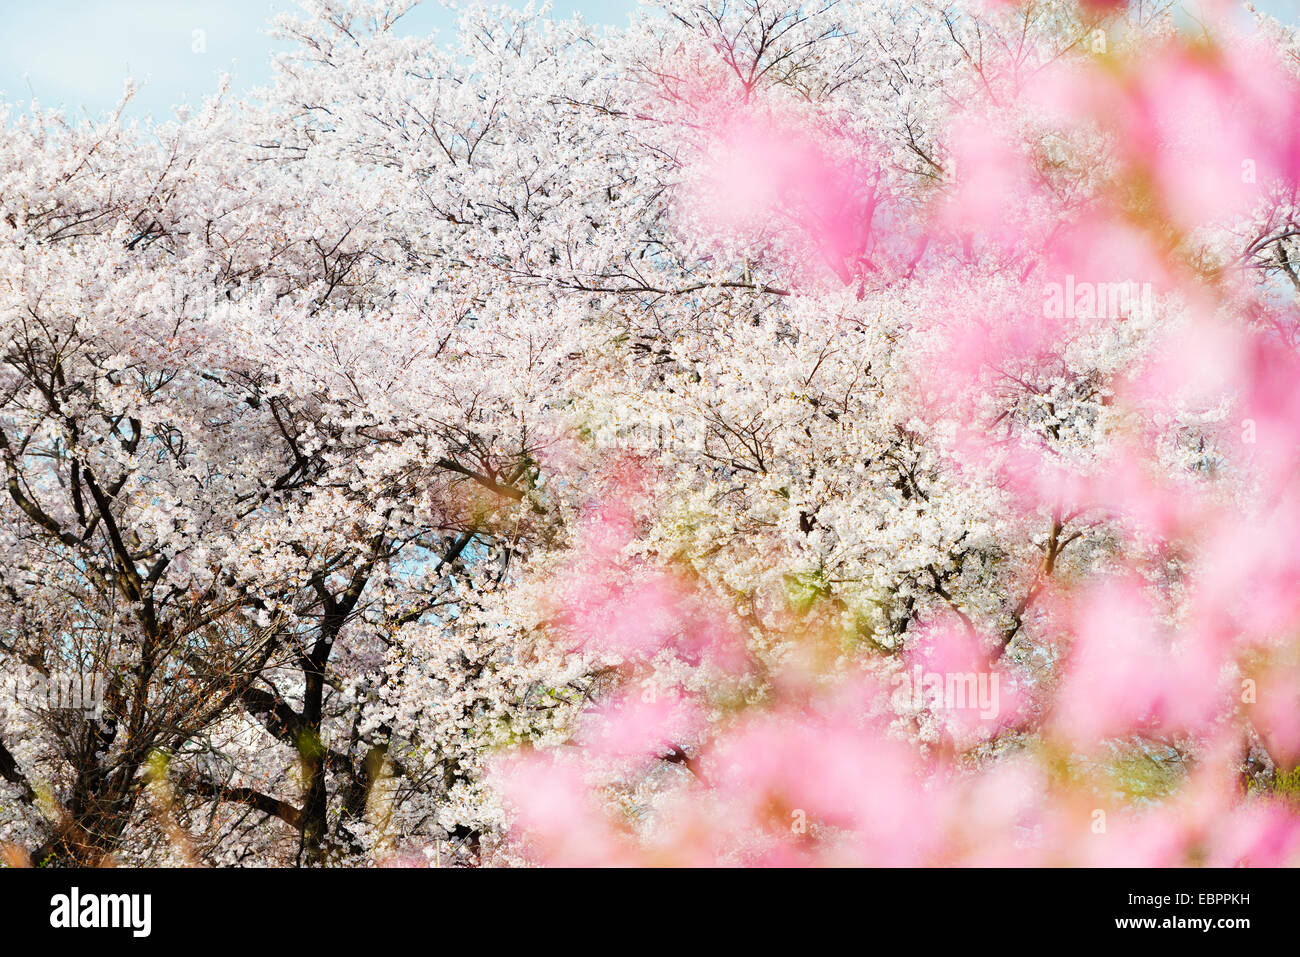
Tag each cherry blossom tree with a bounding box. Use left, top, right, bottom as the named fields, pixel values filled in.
left=2, top=0, right=1299, bottom=868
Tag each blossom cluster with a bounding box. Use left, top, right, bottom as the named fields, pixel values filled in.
left=0, top=0, right=1298, bottom=868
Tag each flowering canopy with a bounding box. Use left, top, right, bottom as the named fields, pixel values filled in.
left=1, top=0, right=1299, bottom=867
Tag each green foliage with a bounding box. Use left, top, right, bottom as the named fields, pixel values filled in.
left=1253, top=764, right=1300, bottom=807
left=1108, top=750, right=1183, bottom=802
left=783, top=567, right=830, bottom=615
left=296, top=729, right=325, bottom=763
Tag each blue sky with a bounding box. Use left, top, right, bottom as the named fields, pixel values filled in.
left=0, top=0, right=1296, bottom=122
left=0, top=0, right=642, bottom=121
